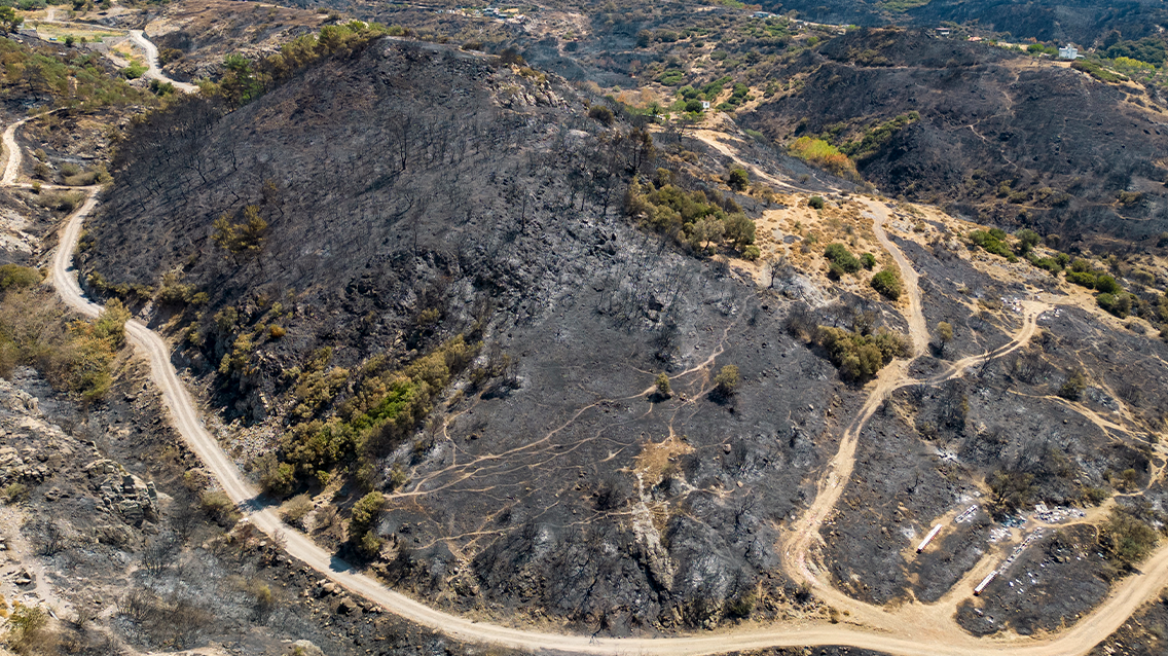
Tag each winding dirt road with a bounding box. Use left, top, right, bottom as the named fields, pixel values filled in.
left=12, top=56, right=1168, bottom=655
left=128, top=29, right=199, bottom=94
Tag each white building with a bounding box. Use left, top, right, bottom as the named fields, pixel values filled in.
left=1058, top=45, right=1081, bottom=60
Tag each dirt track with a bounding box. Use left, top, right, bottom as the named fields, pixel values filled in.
left=19, top=65, right=1168, bottom=656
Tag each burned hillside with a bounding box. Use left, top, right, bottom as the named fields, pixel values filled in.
left=739, top=29, right=1168, bottom=249
left=78, top=37, right=882, bottom=630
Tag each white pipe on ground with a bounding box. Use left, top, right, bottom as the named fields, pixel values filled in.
left=916, top=524, right=943, bottom=553
left=974, top=571, right=997, bottom=596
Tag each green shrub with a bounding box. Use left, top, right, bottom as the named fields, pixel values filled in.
left=839, top=112, right=918, bottom=159
left=212, top=206, right=268, bottom=254
left=1028, top=255, right=1063, bottom=274
left=727, top=167, right=749, bottom=191
left=1072, top=59, right=1127, bottom=83
left=6, top=604, right=48, bottom=652
left=1080, top=486, right=1110, bottom=506
left=1059, top=369, right=1087, bottom=401
left=860, top=253, right=876, bottom=270
left=655, top=373, right=671, bottom=398
left=358, top=530, right=383, bottom=558
left=1065, top=270, right=1097, bottom=289
left=742, top=244, right=761, bottom=261
left=350, top=491, right=385, bottom=539
left=1097, top=292, right=1133, bottom=317
left=0, top=289, right=127, bottom=400
left=279, top=493, right=313, bottom=528
left=588, top=104, right=615, bottom=126
left=789, top=138, right=857, bottom=178
left=1100, top=508, right=1158, bottom=567
left=1095, top=275, right=1121, bottom=295
left=989, top=470, right=1035, bottom=515
left=34, top=190, right=85, bottom=212
left=969, top=229, right=1017, bottom=261
left=1015, top=229, right=1041, bottom=255
left=824, top=243, right=862, bottom=274
left=870, top=267, right=903, bottom=300
left=200, top=490, right=240, bottom=527
left=256, top=452, right=296, bottom=497
left=0, top=264, right=41, bottom=292
left=713, top=364, right=739, bottom=396
left=3, top=482, right=28, bottom=504
left=123, top=61, right=148, bottom=79
left=279, top=337, right=480, bottom=488
left=816, top=326, right=911, bottom=381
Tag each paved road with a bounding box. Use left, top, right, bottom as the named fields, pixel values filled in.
left=13, top=59, right=1166, bottom=656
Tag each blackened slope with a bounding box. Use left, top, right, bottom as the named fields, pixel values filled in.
left=756, top=0, right=1168, bottom=44
left=83, top=39, right=845, bottom=628
left=741, top=30, right=1168, bottom=246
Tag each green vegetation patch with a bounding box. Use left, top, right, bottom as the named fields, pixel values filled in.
left=1072, top=60, right=1128, bottom=84
left=274, top=336, right=480, bottom=494
left=0, top=288, right=129, bottom=402
left=815, top=325, right=911, bottom=381
left=824, top=243, right=862, bottom=278
left=840, top=112, right=919, bottom=159
left=870, top=267, right=903, bottom=300
left=969, top=228, right=1017, bottom=262
left=882, top=0, right=933, bottom=12
left=0, top=37, right=149, bottom=107
left=789, top=137, right=857, bottom=179
left=626, top=174, right=756, bottom=256
left=211, top=21, right=406, bottom=108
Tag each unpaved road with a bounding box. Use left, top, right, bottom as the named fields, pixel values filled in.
left=863, top=199, right=928, bottom=356
left=2, top=115, right=38, bottom=186
left=129, top=30, right=199, bottom=94
left=10, top=91, right=1166, bottom=656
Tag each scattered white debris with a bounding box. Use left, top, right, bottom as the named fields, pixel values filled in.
left=1032, top=505, right=1085, bottom=524
left=955, top=505, right=980, bottom=524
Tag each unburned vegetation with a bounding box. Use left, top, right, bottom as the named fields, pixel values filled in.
left=0, top=268, right=128, bottom=402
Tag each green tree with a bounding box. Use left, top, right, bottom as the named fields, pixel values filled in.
left=870, top=267, right=902, bottom=300
left=727, top=167, right=749, bottom=191
left=1059, top=369, right=1087, bottom=401
left=1101, top=509, right=1158, bottom=567
left=655, top=373, right=671, bottom=398
left=350, top=491, right=385, bottom=538
left=936, top=321, right=953, bottom=356
left=713, top=364, right=739, bottom=396
left=0, top=7, right=23, bottom=34
left=723, top=213, right=756, bottom=250
left=1015, top=229, right=1041, bottom=255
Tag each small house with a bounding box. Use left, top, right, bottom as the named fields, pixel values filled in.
left=1058, top=45, right=1081, bottom=60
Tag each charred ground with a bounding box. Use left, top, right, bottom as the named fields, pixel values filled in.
left=739, top=29, right=1168, bottom=249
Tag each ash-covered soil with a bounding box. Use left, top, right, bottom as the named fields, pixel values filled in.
left=740, top=29, right=1168, bottom=248
left=0, top=365, right=531, bottom=656
left=77, top=37, right=869, bottom=631
left=819, top=228, right=1168, bottom=628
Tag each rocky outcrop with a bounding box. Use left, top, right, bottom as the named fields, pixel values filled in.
left=84, top=459, right=159, bottom=526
